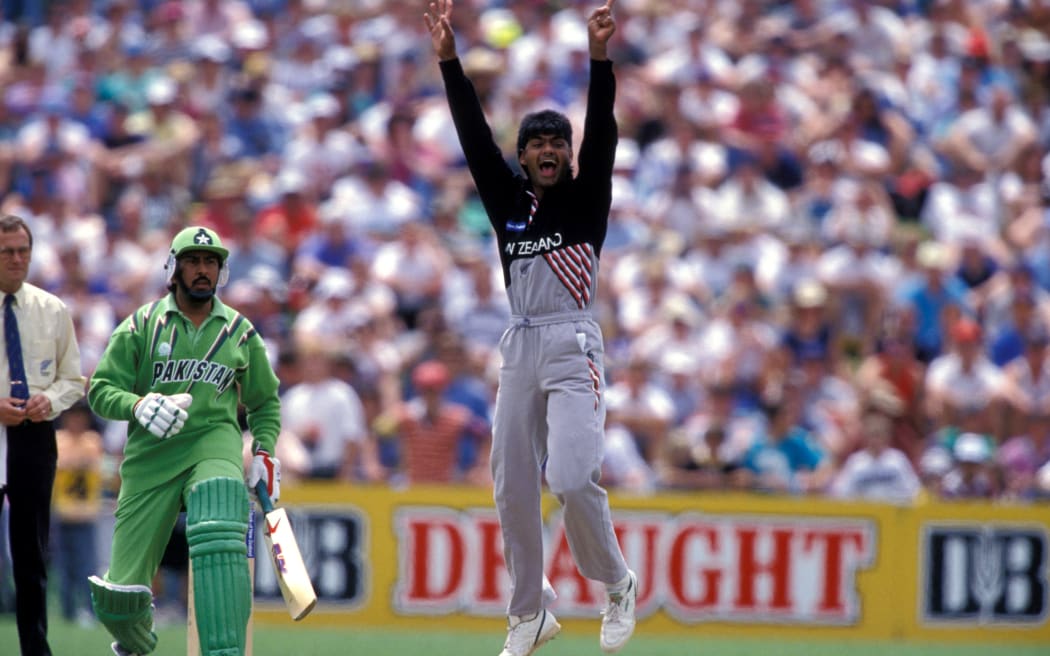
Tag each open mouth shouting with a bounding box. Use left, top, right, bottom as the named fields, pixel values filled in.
left=538, top=157, right=559, bottom=180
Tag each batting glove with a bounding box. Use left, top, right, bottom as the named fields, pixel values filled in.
left=133, top=392, right=192, bottom=439
left=247, top=448, right=281, bottom=504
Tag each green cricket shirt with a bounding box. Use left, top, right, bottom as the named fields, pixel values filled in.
left=89, top=293, right=281, bottom=495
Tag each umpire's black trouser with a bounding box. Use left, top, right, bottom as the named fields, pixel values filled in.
left=2, top=420, right=56, bottom=656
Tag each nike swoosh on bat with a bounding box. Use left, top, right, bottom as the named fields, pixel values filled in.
left=268, top=518, right=282, bottom=533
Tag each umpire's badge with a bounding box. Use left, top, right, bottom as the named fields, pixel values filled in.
left=158, top=343, right=172, bottom=357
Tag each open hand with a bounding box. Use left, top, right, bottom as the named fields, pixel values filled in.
left=424, top=0, right=457, bottom=61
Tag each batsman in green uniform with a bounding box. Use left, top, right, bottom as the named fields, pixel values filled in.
left=88, top=226, right=282, bottom=656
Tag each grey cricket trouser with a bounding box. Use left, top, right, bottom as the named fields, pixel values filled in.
left=491, top=310, right=628, bottom=617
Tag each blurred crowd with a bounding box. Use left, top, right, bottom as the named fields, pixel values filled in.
left=3, top=0, right=1050, bottom=506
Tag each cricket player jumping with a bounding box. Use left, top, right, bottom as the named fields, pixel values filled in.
left=87, top=226, right=282, bottom=656
left=425, top=1, right=637, bottom=654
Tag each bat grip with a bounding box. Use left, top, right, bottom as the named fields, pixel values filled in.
left=254, top=480, right=276, bottom=514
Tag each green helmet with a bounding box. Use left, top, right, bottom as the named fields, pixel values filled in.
left=169, top=226, right=229, bottom=262
left=166, top=226, right=230, bottom=287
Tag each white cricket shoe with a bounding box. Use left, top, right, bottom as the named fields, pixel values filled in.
left=499, top=609, right=561, bottom=656
left=600, top=570, right=637, bottom=653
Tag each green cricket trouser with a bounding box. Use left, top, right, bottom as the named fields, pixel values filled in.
left=104, top=458, right=243, bottom=586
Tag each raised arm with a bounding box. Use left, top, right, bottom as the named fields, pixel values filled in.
left=424, top=0, right=458, bottom=62
left=587, top=0, right=616, bottom=60
left=426, top=0, right=518, bottom=223
left=576, top=0, right=618, bottom=218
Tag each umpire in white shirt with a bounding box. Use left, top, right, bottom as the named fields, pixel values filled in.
left=0, top=214, right=86, bottom=656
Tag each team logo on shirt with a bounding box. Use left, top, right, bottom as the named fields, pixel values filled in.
left=504, top=232, right=563, bottom=256
left=158, top=343, right=172, bottom=357
left=150, top=359, right=236, bottom=394
left=506, top=220, right=528, bottom=232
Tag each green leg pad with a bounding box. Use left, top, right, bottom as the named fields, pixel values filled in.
left=186, top=477, right=251, bottom=656
left=88, top=575, right=158, bottom=654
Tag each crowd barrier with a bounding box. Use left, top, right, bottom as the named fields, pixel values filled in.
left=247, top=483, right=1048, bottom=644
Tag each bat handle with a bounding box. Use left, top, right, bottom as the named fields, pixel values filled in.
left=254, top=481, right=276, bottom=514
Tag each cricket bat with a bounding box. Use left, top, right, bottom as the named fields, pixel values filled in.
left=188, top=503, right=256, bottom=656
left=255, top=481, right=318, bottom=620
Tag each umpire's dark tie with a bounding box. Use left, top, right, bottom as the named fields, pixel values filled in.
left=5, top=293, right=29, bottom=400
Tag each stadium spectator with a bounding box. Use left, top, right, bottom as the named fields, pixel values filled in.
left=52, top=400, right=104, bottom=628
left=981, top=259, right=1050, bottom=339
left=815, top=209, right=895, bottom=359
left=820, top=178, right=897, bottom=252
left=254, top=168, right=319, bottom=255
left=632, top=296, right=706, bottom=386
left=214, top=189, right=289, bottom=284
left=741, top=394, right=833, bottom=494
left=854, top=320, right=928, bottom=467
left=988, top=292, right=1044, bottom=367
left=279, top=339, right=377, bottom=481
left=370, top=220, right=451, bottom=330
left=996, top=432, right=1044, bottom=502
left=224, top=264, right=291, bottom=351
left=182, top=36, right=233, bottom=119
left=771, top=279, right=837, bottom=372
left=940, top=431, right=999, bottom=499
left=952, top=236, right=1000, bottom=308
left=794, top=342, right=863, bottom=463
left=712, top=149, right=792, bottom=234
left=283, top=92, right=361, bottom=199
left=923, top=317, right=1004, bottom=438
left=695, top=288, right=778, bottom=410
left=661, top=421, right=748, bottom=492
left=291, top=199, right=362, bottom=281
left=373, top=359, right=490, bottom=486
left=897, top=240, right=972, bottom=363
left=997, top=322, right=1050, bottom=436
left=679, top=219, right=737, bottom=303
left=605, top=354, right=675, bottom=465
left=941, top=84, right=1037, bottom=178
left=441, top=250, right=512, bottom=353
left=668, top=378, right=764, bottom=489
left=223, top=81, right=284, bottom=163
left=427, top=330, right=494, bottom=474
left=186, top=111, right=237, bottom=201
left=125, top=162, right=191, bottom=237
left=917, top=444, right=954, bottom=498
left=830, top=409, right=921, bottom=504
left=615, top=253, right=698, bottom=339
left=333, top=157, right=425, bottom=240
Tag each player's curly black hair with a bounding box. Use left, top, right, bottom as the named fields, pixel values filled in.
left=516, top=109, right=572, bottom=155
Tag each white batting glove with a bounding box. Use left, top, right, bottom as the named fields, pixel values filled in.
left=133, top=392, right=192, bottom=439
left=247, top=449, right=281, bottom=504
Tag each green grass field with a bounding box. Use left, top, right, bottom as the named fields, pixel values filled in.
left=2, top=617, right=1047, bottom=656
